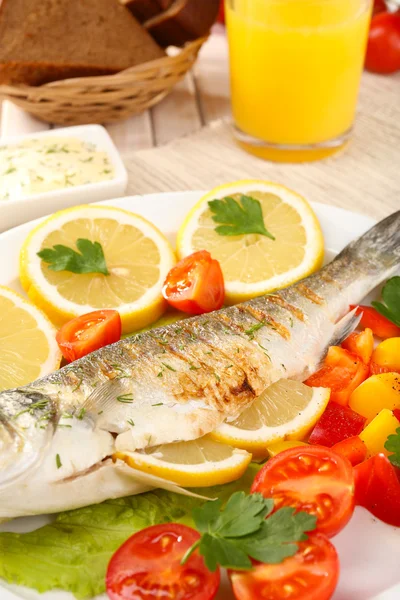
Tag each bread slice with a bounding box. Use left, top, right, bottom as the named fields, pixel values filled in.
left=0, top=0, right=164, bottom=86
left=120, top=0, right=173, bottom=23
left=144, top=0, right=220, bottom=47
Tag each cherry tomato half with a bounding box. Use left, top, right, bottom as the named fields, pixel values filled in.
left=230, top=533, right=339, bottom=600
left=56, top=309, right=121, bottom=362
left=106, top=523, right=220, bottom=600
left=251, top=446, right=355, bottom=538
left=365, top=11, right=400, bottom=74
left=163, top=250, right=225, bottom=315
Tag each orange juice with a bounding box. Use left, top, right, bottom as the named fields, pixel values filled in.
left=226, top=0, right=372, bottom=162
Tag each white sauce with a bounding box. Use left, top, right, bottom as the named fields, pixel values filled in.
left=0, top=137, right=115, bottom=201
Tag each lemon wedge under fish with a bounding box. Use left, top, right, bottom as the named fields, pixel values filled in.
left=0, top=286, right=61, bottom=392
left=176, top=180, right=324, bottom=304
left=210, top=380, right=330, bottom=458
left=114, top=437, right=252, bottom=488
left=19, top=205, right=176, bottom=334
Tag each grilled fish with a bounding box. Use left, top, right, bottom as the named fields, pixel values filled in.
left=1, top=210, right=399, bottom=518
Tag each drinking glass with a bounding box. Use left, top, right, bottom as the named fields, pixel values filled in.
left=225, top=0, right=372, bottom=162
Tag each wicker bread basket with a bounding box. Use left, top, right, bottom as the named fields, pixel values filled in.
left=0, top=37, right=206, bottom=126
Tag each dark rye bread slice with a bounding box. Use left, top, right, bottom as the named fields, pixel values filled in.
left=0, top=0, right=164, bottom=86
left=144, top=0, right=220, bottom=47
left=120, top=0, right=173, bottom=23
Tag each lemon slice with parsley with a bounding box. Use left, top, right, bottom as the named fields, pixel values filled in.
left=210, top=380, right=330, bottom=458
left=177, top=180, right=324, bottom=304
left=20, top=205, right=176, bottom=334
left=0, top=286, right=61, bottom=391
left=114, top=437, right=252, bottom=487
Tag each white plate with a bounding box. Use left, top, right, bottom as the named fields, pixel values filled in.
left=0, top=192, right=399, bottom=600
left=0, top=125, right=128, bottom=233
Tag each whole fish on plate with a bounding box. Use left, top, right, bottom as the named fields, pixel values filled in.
left=0, top=211, right=399, bottom=518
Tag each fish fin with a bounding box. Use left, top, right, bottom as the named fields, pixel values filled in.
left=312, top=308, right=362, bottom=373
left=115, top=459, right=215, bottom=500
left=82, top=378, right=128, bottom=415
left=330, top=307, right=362, bottom=347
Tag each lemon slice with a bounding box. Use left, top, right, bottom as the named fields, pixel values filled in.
left=177, top=180, right=324, bottom=304
left=20, top=205, right=176, bottom=334
left=210, top=380, right=330, bottom=458
left=114, top=437, right=252, bottom=487
left=0, top=286, right=61, bottom=392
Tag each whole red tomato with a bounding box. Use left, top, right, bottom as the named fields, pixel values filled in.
left=373, top=0, right=387, bottom=16
left=366, top=11, right=400, bottom=74
left=218, top=0, right=225, bottom=23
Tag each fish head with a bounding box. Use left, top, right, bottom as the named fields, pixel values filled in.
left=0, top=389, right=56, bottom=490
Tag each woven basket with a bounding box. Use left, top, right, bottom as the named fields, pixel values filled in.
left=0, top=37, right=206, bottom=126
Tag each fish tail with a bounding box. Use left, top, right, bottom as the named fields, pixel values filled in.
left=335, top=210, right=400, bottom=276
left=306, top=210, right=400, bottom=313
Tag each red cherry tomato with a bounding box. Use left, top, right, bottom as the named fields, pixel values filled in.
left=354, top=454, right=400, bottom=527
left=163, top=250, right=225, bottom=315
left=56, top=309, right=121, bottom=362
left=350, top=305, right=400, bottom=338
left=251, top=445, right=355, bottom=538
left=106, top=523, right=220, bottom=600
left=373, top=0, right=387, bottom=16
left=305, top=346, right=369, bottom=406
left=218, top=0, right=225, bottom=23
left=365, top=11, right=400, bottom=74
left=230, top=533, right=339, bottom=600
left=308, top=402, right=366, bottom=447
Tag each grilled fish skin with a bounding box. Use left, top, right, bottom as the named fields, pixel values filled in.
left=0, top=209, right=399, bottom=518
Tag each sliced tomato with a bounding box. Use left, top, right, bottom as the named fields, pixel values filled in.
left=393, top=408, right=400, bottom=422
left=251, top=446, right=355, bottom=538
left=163, top=250, right=225, bottom=315
left=306, top=346, right=369, bottom=406
left=106, top=523, right=220, bottom=600
left=308, top=402, right=366, bottom=448
left=230, top=533, right=339, bottom=600
left=331, top=435, right=367, bottom=466
left=350, top=305, right=400, bottom=339
left=56, top=309, right=121, bottom=362
left=354, top=454, right=400, bottom=527
left=342, top=328, right=374, bottom=364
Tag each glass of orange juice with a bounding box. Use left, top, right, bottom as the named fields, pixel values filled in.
left=225, top=0, right=372, bottom=162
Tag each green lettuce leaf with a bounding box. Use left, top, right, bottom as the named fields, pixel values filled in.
left=0, top=465, right=260, bottom=599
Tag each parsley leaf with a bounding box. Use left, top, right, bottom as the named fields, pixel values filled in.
left=208, top=195, right=275, bottom=240
left=385, top=426, right=400, bottom=468
left=38, top=239, right=109, bottom=275
left=371, top=276, right=400, bottom=327
left=183, top=491, right=316, bottom=572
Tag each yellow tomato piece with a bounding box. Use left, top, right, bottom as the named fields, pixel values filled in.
left=266, top=440, right=308, bottom=458
left=372, top=338, right=400, bottom=372
left=359, top=409, right=399, bottom=458
left=349, top=373, right=400, bottom=424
